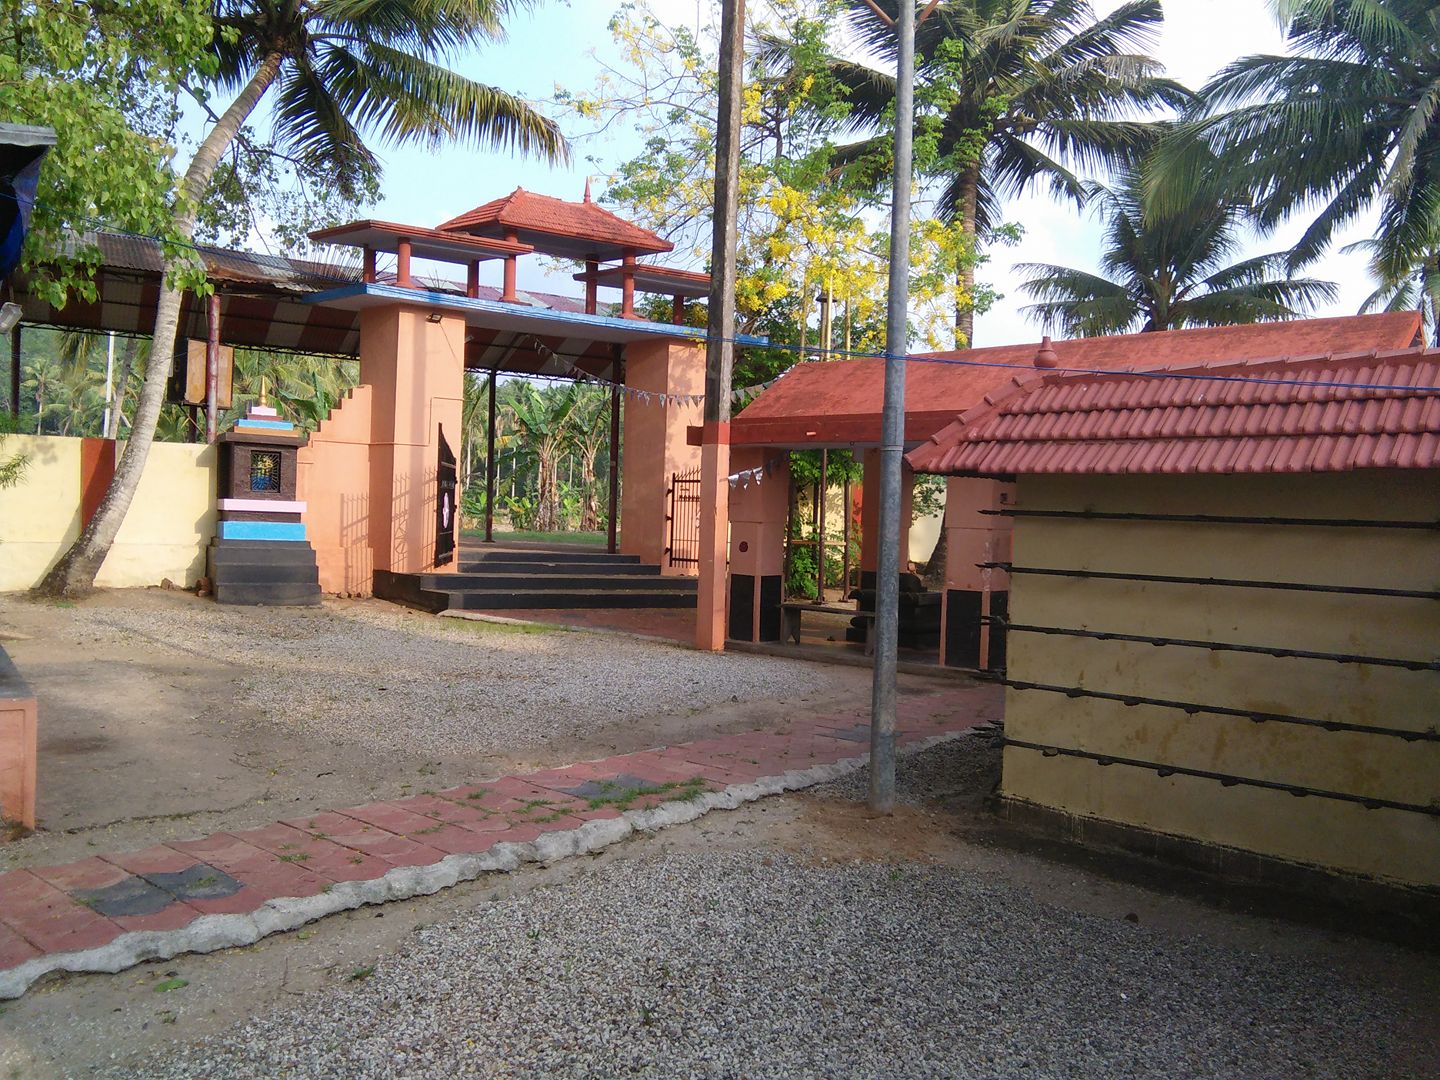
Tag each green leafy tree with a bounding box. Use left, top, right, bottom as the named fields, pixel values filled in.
left=816, top=0, right=1189, bottom=344
left=3, top=0, right=215, bottom=306
left=1156, top=0, right=1440, bottom=284
left=1018, top=167, right=1338, bottom=335
left=39, top=0, right=569, bottom=597
left=502, top=382, right=583, bottom=533
left=565, top=0, right=980, bottom=385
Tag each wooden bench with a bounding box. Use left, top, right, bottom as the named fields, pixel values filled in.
left=780, top=602, right=877, bottom=655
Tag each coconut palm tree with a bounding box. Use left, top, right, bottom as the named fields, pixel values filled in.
left=39, top=0, right=568, bottom=597
left=1017, top=167, right=1338, bottom=335
left=1350, top=241, right=1439, bottom=339
left=812, top=0, right=1189, bottom=344
left=1155, top=0, right=1440, bottom=281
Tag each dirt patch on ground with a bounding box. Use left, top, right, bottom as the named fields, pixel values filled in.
left=0, top=590, right=953, bottom=869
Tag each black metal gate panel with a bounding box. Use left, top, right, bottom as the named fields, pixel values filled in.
left=666, top=465, right=701, bottom=569
left=436, top=425, right=457, bottom=567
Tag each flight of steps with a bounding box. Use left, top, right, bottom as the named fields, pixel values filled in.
left=372, top=546, right=698, bottom=613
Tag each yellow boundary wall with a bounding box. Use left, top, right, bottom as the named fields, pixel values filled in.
left=1001, top=470, right=1440, bottom=888
left=0, top=435, right=216, bottom=592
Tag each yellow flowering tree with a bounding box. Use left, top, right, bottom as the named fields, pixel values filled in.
left=557, top=0, right=982, bottom=385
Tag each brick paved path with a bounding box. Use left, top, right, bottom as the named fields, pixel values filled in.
left=0, top=683, right=1000, bottom=999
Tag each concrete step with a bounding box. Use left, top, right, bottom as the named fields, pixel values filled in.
left=209, top=541, right=319, bottom=568
left=434, top=589, right=698, bottom=610
left=212, top=562, right=320, bottom=586
left=460, top=550, right=641, bottom=566
left=416, top=572, right=695, bottom=592
left=214, top=581, right=322, bottom=606
left=456, top=560, right=660, bottom=577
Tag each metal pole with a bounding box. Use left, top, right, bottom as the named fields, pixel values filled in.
left=608, top=347, right=623, bottom=554
left=695, top=0, right=745, bottom=651
left=484, top=368, right=497, bottom=543
left=869, top=0, right=915, bottom=814
left=817, top=448, right=828, bottom=602
left=205, top=292, right=220, bottom=443
left=9, top=324, right=19, bottom=419
left=103, top=332, right=115, bottom=437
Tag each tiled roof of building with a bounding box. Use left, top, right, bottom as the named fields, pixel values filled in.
left=437, top=188, right=673, bottom=258
left=906, top=347, right=1440, bottom=476
left=730, top=312, right=1426, bottom=448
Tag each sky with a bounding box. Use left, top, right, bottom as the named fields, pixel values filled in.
left=357, top=0, right=1388, bottom=350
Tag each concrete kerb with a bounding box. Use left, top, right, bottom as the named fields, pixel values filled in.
left=0, top=729, right=973, bottom=1000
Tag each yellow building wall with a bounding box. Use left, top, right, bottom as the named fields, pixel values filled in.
left=1001, top=470, right=1440, bottom=888
left=0, top=435, right=215, bottom=591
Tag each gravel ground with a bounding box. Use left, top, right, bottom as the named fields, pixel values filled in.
left=123, top=841, right=1432, bottom=1080
left=67, top=599, right=838, bottom=758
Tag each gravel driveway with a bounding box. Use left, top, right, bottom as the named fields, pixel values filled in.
left=70, top=599, right=840, bottom=758
left=126, top=849, right=1432, bottom=1080
left=120, top=743, right=1428, bottom=1080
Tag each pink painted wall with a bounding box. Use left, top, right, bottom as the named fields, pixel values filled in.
left=727, top=448, right=790, bottom=641
left=940, top=476, right=1015, bottom=668
left=299, top=385, right=375, bottom=595
left=358, top=305, right=465, bottom=576
left=943, top=477, right=1014, bottom=592
left=0, top=657, right=37, bottom=832
left=299, top=304, right=465, bottom=595
left=619, top=339, right=705, bottom=572
left=858, top=448, right=914, bottom=573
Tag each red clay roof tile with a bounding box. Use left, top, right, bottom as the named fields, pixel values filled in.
left=906, top=347, right=1440, bottom=476
left=732, top=313, right=1424, bottom=448
left=436, top=188, right=672, bottom=258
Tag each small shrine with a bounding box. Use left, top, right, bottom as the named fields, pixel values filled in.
left=208, top=393, right=322, bottom=605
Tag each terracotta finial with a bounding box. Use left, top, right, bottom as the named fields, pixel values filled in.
left=583, top=176, right=592, bottom=203
left=1034, top=335, right=1059, bottom=369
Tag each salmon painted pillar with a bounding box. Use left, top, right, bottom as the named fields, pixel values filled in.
left=619, top=339, right=704, bottom=572
left=695, top=424, right=729, bottom=651
left=858, top=447, right=913, bottom=585
left=357, top=304, right=465, bottom=577
left=940, top=476, right=1014, bottom=669
left=727, top=448, right=789, bottom=641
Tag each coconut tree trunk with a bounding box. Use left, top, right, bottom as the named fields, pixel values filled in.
left=35, top=52, right=285, bottom=598
left=953, top=163, right=981, bottom=349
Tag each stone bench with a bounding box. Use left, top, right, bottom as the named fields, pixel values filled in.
left=780, top=602, right=877, bottom=655
left=0, top=645, right=36, bottom=833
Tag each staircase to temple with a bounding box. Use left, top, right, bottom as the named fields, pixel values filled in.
left=373, top=544, right=698, bottom=613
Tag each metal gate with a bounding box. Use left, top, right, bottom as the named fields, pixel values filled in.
left=665, top=465, right=701, bottom=569
left=435, top=425, right=457, bottom=567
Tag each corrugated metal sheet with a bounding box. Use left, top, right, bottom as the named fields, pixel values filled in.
left=907, top=349, right=1440, bottom=476
left=23, top=232, right=602, bottom=362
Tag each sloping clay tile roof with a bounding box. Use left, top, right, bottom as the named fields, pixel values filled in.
left=437, top=188, right=672, bottom=257
left=731, top=312, right=1424, bottom=447
left=906, top=347, right=1440, bottom=476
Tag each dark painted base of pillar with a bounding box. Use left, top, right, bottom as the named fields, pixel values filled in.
left=728, top=574, right=782, bottom=642
left=945, top=589, right=1007, bottom=669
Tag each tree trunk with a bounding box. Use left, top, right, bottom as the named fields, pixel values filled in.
left=953, top=164, right=981, bottom=349
left=35, top=52, right=286, bottom=598
left=920, top=523, right=947, bottom=590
